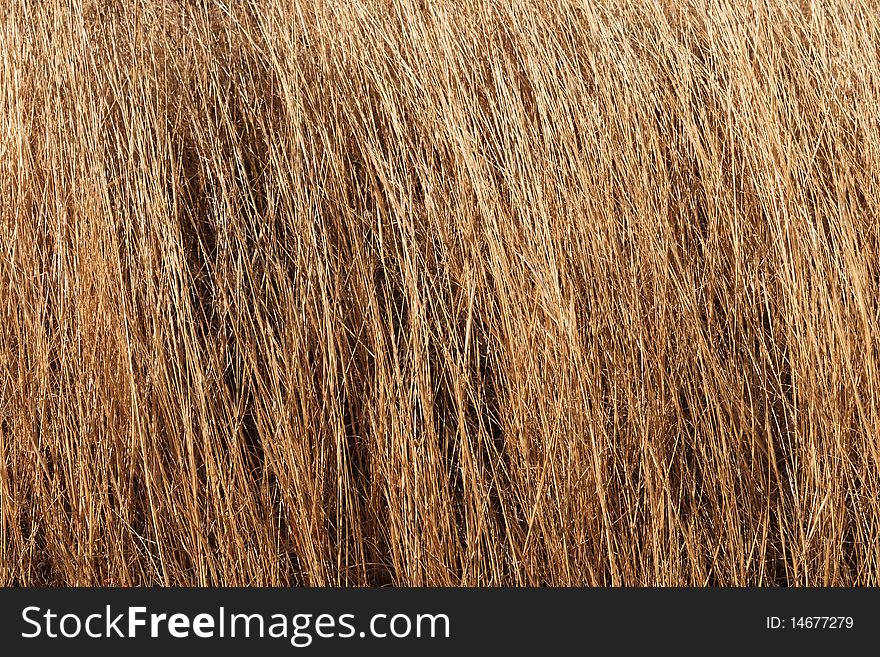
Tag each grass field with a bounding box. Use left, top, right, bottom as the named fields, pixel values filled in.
left=2, top=0, right=879, bottom=585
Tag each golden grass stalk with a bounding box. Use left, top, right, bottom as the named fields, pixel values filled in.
left=1, top=0, right=879, bottom=585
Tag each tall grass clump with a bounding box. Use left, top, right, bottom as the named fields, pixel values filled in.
left=1, top=0, right=879, bottom=585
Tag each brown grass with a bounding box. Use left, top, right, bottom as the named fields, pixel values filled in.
left=2, top=0, right=879, bottom=586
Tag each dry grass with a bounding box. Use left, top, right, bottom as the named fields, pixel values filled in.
left=2, top=0, right=879, bottom=586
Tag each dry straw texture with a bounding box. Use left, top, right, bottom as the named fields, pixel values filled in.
left=2, top=0, right=879, bottom=585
